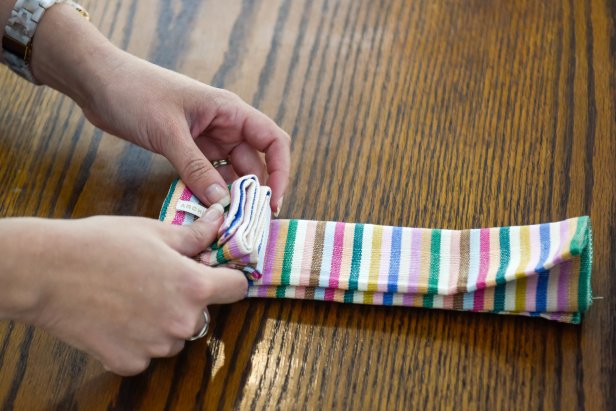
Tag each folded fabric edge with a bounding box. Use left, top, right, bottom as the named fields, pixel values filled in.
left=244, top=289, right=581, bottom=324
left=578, top=217, right=593, bottom=313
left=159, top=178, right=180, bottom=222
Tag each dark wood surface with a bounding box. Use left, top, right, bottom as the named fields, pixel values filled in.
left=1, top=0, right=615, bottom=409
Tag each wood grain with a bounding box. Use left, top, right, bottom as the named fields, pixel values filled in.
left=1, top=0, right=615, bottom=409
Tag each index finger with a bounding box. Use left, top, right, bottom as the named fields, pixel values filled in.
left=239, top=105, right=291, bottom=212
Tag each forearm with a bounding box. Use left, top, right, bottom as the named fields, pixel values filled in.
left=0, top=218, right=46, bottom=323
left=0, top=1, right=122, bottom=109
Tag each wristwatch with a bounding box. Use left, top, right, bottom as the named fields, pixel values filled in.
left=2, top=0, right=89, bottom=84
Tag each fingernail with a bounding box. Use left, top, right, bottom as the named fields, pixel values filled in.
left=274, top=196, right=284, bottom=218
left=203, top=203, right=224, bottom=222
left=205, top=184, right=230, bottom=207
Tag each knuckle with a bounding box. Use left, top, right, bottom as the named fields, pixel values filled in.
left=149, top=341, right=180, bottom=358
left=131, top=358, right=151, bottom=375
left=213, top=88, right=241, bottom=109
left=281, top=131, right=292, bottom=145
left=187, top=275, right=214, bottom=302
left=184, top=274, right=214, bottom=305
left=186, top=225, right=214, bottom=249
left=169, top=313, right=200, bottom=339
left=237, top=276, right=249, bottom=297
left=105, top=357, right=150, bottom=376
left=222, top=89, right=243, bottom=104
left=183, top=158, right=217, bottom=183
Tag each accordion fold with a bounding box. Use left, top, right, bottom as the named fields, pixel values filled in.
left=160, top=175, right=593, bottom=323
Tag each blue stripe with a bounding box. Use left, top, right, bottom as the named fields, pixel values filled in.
left=535, top=224, right=551, bottom=311
left=226, top=176, right=255, bottom=232
left=387, top=227, right=403, bottom=293
left=463, top=291, right=474, bottom=310
left=383, top=292, right=393, bottom=305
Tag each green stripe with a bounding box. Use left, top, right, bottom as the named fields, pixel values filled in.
left=277, top=219, right=298, bottom=297
left=423, top=230, right=441, bottom=307
left=577, top=217, right=593, bottom=312
left=348, top=224, right=364, bottom=291
left=494, top=227, right=511, bottom=311
left=216, top=247, right=227, bottom=264
left=343, top=290, right=354, bottom=303
left=159, top=179, right=179, bottom=221
left=570, top=216, right=588, bottom=255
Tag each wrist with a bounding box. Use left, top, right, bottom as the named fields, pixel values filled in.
left=29, top=3, right=121, bottom=109
left=0, top=218, right=49, bottom=324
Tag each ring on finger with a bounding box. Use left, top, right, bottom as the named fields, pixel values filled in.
left=188, top=308, right=210, bottom=341
left=211, top=159, right=230, bottom=169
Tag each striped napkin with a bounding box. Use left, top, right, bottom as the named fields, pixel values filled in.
left=160, top=175, right=593, bottom=323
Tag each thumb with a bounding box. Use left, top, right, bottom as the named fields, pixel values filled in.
left=165, top=135, right=230, bottom=207
left=172, top=204, right=225, bottom=256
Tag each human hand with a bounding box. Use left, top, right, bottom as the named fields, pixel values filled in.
left=0, top=208, right=247, bottom=376
left=85, top=52, right=290, bottom=213
left=28, top=5, right=290, bottom=213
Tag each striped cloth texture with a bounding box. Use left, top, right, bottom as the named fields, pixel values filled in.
left=160, top=175, right=593, bottom=323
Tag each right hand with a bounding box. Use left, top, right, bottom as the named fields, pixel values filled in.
left=2, top=206, right=246, bottom=376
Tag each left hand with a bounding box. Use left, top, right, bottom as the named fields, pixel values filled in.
left=84, top=51, right=291, bottom=212
left=28, top=5, right=291, bottom=212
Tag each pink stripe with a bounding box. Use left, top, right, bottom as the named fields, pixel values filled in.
left=448, top=231, right=461, bottom=294
left=554, top=219, right=569, bottom=264
left=443, top=295, right=454, bottom=309
left=557, top=260, right=572, bottom=311
left=402, top=293, right=414, bottom=306
left=525, top=274, right=538, bottom=311
left=296, top=286, right=306, bottom=299
left=474, top=228, right=490, bottom=311
left=378, top=226, right=393, bottom=292
left=171, top=187, right=193, bottom=225
left=408, top=228, right=422, bottom=292
left=328, top=222, right=346, bottom=289
left=227, top=240, right=244, bottom=260
left=258, top=221, right=280, bottom=296
left=324, top=288, right=335, bottom=301
left=372, top=293, right=383, bottom=305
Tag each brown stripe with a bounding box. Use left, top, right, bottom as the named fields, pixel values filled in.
left=453, top=293, right=465, bottom=310
left=304, top=287, right=316, bottom=299
left=308, top=221, right=327, bottom=287
left=456, top=230, right=471, bottom=293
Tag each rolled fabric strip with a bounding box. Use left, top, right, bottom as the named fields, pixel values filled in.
left=160, top=175, right=593, bottom=323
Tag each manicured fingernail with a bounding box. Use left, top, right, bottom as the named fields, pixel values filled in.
left=274, top=196, right=284, bottom=218
left=204, top=184, right=230, bottom=207
left=203, top=203, right=224, bottom=221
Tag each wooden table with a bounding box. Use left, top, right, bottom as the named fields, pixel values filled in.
left=1, top=0, right=614, bottom=409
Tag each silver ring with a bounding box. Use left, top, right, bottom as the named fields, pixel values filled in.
left=211, top=159, right=230, bottom=169
left=187, top=308, right=210, bottom=341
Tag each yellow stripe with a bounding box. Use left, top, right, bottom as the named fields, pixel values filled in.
left=271, top=221, right=290, bottom=284
left=563, top=218, right=578, bottom=259
left=365, top=225, right=383, bottom=302
left=164, top=181, right=186, bottom=224
left=483, top=286, right=495, bottom=311
left=514, top=226, right=531, bottom=310
left=417, top=229, right=432, bottom=294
